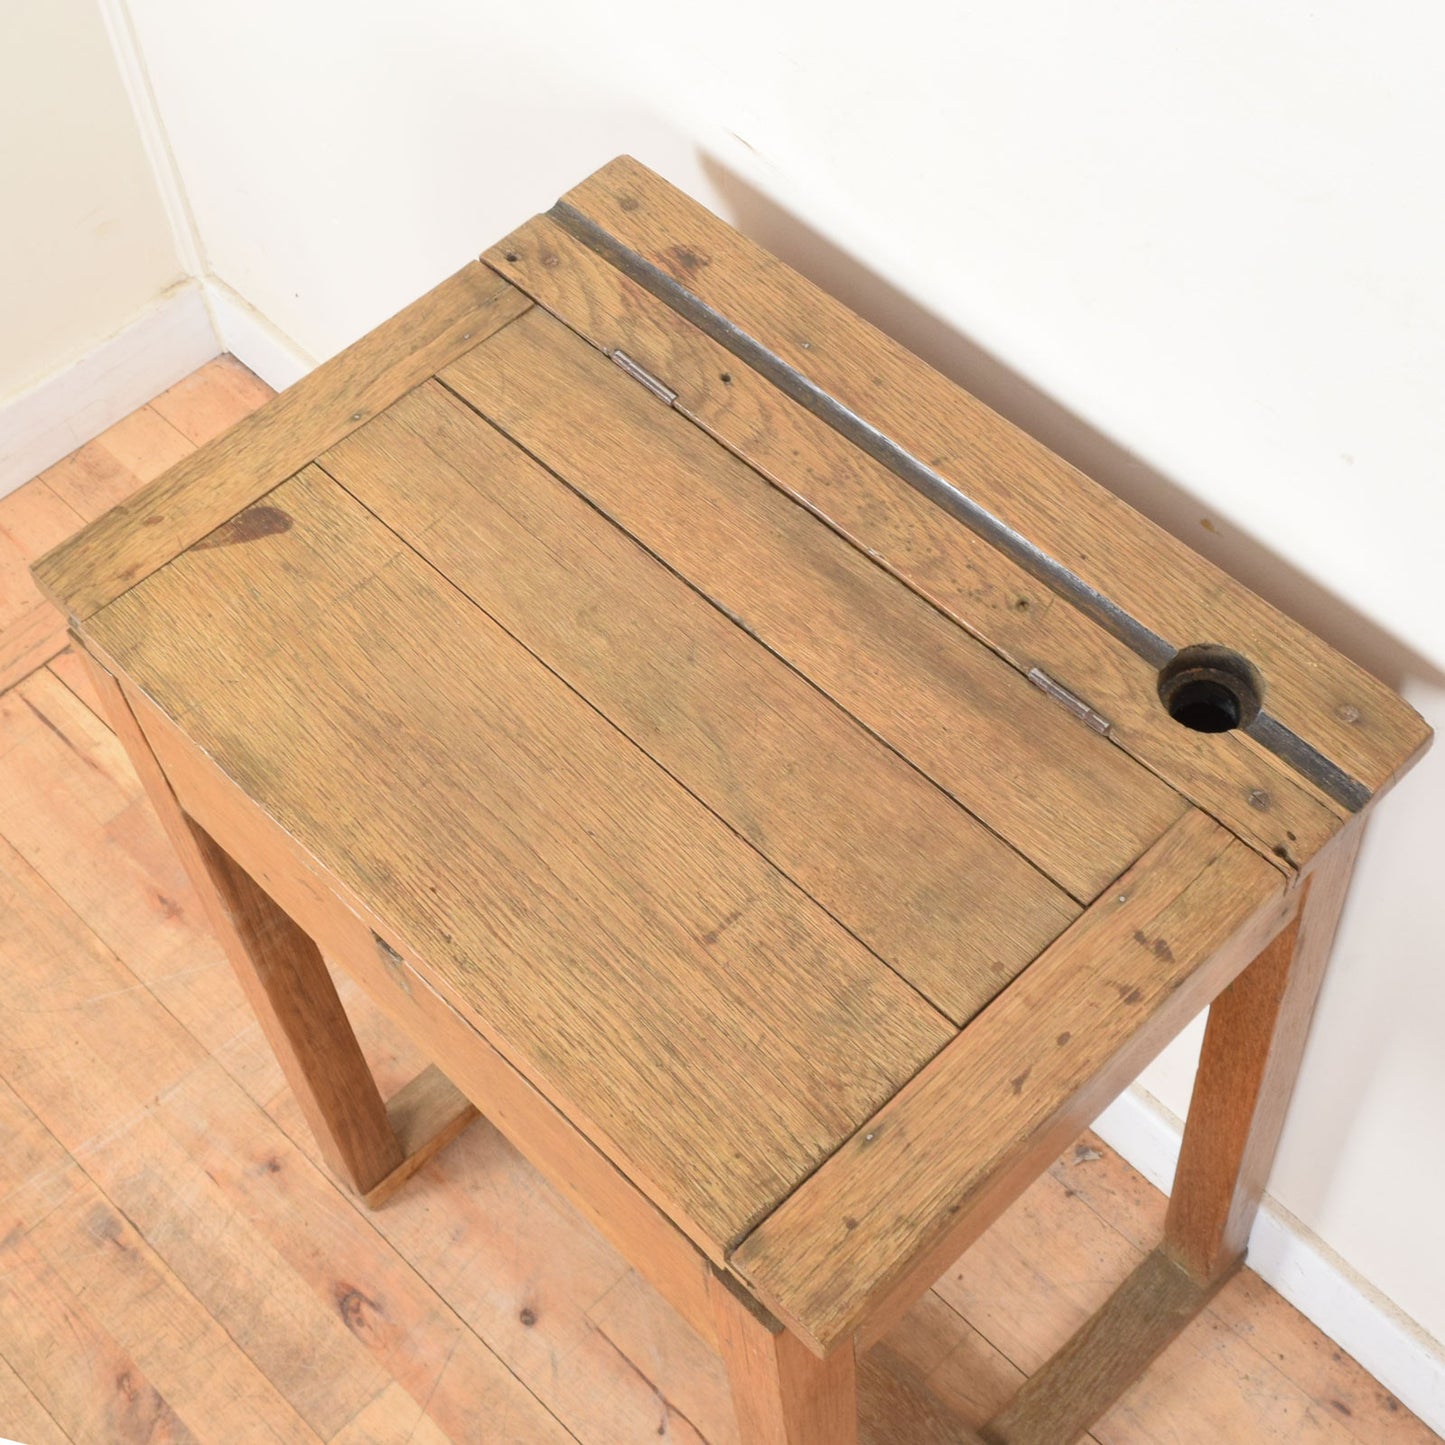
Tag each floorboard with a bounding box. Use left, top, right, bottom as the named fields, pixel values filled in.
left=0, top=355, right=1434, bottom=1444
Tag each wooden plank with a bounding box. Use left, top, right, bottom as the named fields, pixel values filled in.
left=362, top=1064, right=480, bottom=1209
left=443, top=307, right=1186, bottom=902
left=32, top=264, right=530, bottom=619
left=319, top=381, right=1079, bottom=1024
left=86, top=464, right=953, bottom=1253
left=482, top=214, right=1343, bottom=872
left=587, top=1270, right=740, bottom=1442
left=3, top=1080, right=326, bottom=1445
left=0, top=831, right=573, bottom=1445
left=0, top=1227, right=200, bottom=1444
left=0, top=472, right=86, bottom=556
left=0, top=836, right=389, bottom=1438
left=556, top=156, right=1431, bottom=803
left=0, top=596, right=66, bottom=692
left=150, top=356, right=276, bottom=445
left=0, top=477, right=81, bottom=690
left=1166, top=817, right=1365, bottom=1281
left=38, top=405, right=193, bottom=521
left=329, top=1384, right=455, bottom=1445
left=0, top=1354, right=73, bottom=1445
left=979, top=1248, right=1232, bottom=1444
left=0, top=665, right=280, bottom=1106
left=731, top=811, right=1292, bottom=1354
left=858, top=1353, right=989, bottom=1445
left=113, top=655, right=739, bottom=1348
left=709, top=1272, right=858, bottom=1445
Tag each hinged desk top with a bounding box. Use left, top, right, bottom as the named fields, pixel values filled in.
left=34, top=157, right=1430, bottom=1354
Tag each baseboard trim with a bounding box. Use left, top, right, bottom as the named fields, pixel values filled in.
left=1093, top=1085, right=1445, bottom=1433
left=0, top=282, right=219, bottom=498
left=204, top=278, right=315, bottom=392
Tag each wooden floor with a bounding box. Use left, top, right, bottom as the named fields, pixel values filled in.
left=0, top=357, right=1435, bottom=1445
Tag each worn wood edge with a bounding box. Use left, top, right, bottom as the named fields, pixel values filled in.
left=32, top=265, right=530, bottom=620
left=978, top=1247, right=1238, bottom=1444
left=75, top=629, right=722, bottom=1343
left=361, top=1064, right=481, bottom=1209
left=478, top=214, right=1345, bottom=876
left=555, top=156, right=1433, bottom=801
left=729, top=812, right=1294, bottom=1355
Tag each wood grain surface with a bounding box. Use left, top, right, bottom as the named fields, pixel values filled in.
left=112, top=663, right=721, bottom=1345
left=86, top=464, right=954, bottom=1254
left=482, top=213, right=1345, bottom=872
left=732, top=811, right=1291, bottom=1353
left=555, top=156, right=1431, bottom=805
left=32, top=266, right=530, bottom=620
left=318, top=380, right=1079, bottom=1024
left=6, top=360, right=1428, bottom=1445
left=443, top=306, right=1186, bottom=901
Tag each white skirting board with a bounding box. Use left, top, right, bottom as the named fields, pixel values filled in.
left=204, top=276, right=315, bottom=393
left=0, top=275, right=314, bottom=503
left=1093, top=1085, right=1445, bottom=1432
left=0, top=281, right=219, bottom=497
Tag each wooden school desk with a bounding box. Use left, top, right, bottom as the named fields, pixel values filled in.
left=33, top=158, right=1430, bottom=1444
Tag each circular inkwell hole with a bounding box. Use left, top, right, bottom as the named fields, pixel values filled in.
left=1158, top=645, right=1261, bottom=734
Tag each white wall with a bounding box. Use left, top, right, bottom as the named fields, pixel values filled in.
left=119, top=0, right=1445, bottom=1413
left=0, top=0, right=184, bottom=402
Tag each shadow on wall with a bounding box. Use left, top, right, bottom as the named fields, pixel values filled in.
left=700, top=153, right=1445, bottom=699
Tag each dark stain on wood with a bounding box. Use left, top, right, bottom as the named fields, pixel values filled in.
left=192, top=506, right=293, bottom=551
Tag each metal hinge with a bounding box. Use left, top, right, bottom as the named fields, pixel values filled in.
left=1027, top=667, right=1112, bottom=736
left=610, top=350, right=678, bottom=405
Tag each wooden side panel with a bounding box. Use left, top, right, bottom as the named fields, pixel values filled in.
left=443, top=307, right=1187, bottom=902
left=112, top=662, right=721, bottom=1348
left=482, top=214, right=1343, bottom=871
left=86, top=466, right=953, bottom=1253
left=556, top=156, right=1431, bottom=802
left=33, top=265, right=530, bottom=619
left=318, top=381, right=1079, bottom=1025
left=731, top=812, right=1292, bottom=1354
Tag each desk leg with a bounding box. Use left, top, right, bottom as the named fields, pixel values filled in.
left=82, top=648, right=406, bottom=1196
left=710, top=1269, right=858, bottom=1445
left=1165, top=818, right=1364, bottom=1283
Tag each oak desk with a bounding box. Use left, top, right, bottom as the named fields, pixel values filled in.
left=34, top=158, right=1430, bottom=1444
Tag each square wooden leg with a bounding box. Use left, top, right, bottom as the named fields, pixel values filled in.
left=711, top=1269, right=859, bottom=1445
left=976, top=822, right=1364, bottom=1444
left=1165, top=816, right=1364, bottom=1283
left=81, top=644, right=476, bottom=1202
